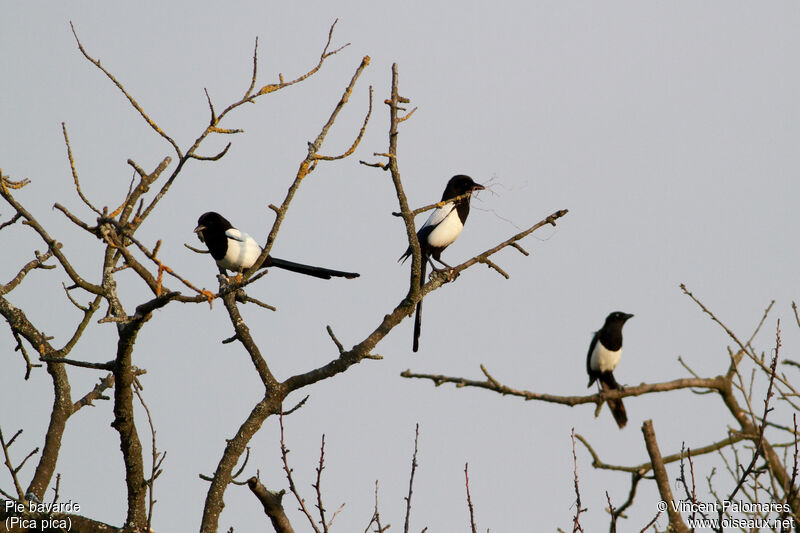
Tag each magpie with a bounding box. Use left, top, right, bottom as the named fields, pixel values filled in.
left=399, top=175, right=485, bottom=352
left=586, top=311, right=634, bottom=428
left=194, top=212, right=359, bottom=279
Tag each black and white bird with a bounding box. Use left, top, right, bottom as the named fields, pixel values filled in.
left=586, top=311, right=634, bottom=428
left=399, top=175, right=485, bottom=352
left=194, top=212, right=359, bottom=279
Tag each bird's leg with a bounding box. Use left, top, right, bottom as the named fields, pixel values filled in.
left=427, top=256, right=443, bottom=273
left=220, top=266, right=243, bottom=284
left=430, top=256, right=453, bottom=271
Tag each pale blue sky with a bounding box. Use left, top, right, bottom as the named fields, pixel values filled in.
left=1, top=2, right=799, bottom=531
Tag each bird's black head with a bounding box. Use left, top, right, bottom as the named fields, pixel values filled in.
left=604, top=311, right=634, bottom=327
left=194, top=211, right=233, bottom=243
left=441, top=175, right=485, bottom=202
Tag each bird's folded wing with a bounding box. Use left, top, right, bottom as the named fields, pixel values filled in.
left=420, top=202, right=455, bottom=230
left=224, top=228, right=248, bottom=242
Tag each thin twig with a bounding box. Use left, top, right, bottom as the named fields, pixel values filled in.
left=11, top=330, right=42, bottom=380
left=61, top=122, right=102, bottom=215
left=1, top=248, right=57, bottom=296
left=638, top=510, right=662, bottom=532
left=608, top=472, right=642, bottom=531
left=404, top=424, right=420, bottom=533
left=133, top=382, right=165, bottom=533
left=276, top=395, right=309, bottom=417
left=72, top=373, right=116, bottom=412
left=246, top=54, right=371, bottom=277
left=315, top=84, right=373, bottom=160
left=363, top=481, right=388, bottom=533
left=313, top=435, right=331, bottom=532
left=0, top=212, right=22, bottom=231
left=326, top=326, right=345, bottom=354
left=465, top=463, right=478, bottom=533
left=571, top=429, right=586, bottom=533
left=0, top=427, right=27, bottom=500
left=746, top=300, right=775, bottom=348
left=39, top=356, right=114, bottom=370
left=280, top=413, right=322, bottom=533
left=605, top=492, right=616, bottom=533
left=69, top=22, right=182, bottom=157
left=51, top=473, right=61, bottom=504
left=391, top=190, right=479, bottom=217
left=729, top=320, right=781, bottom=501
left=576, top=432, right=746, bottom=474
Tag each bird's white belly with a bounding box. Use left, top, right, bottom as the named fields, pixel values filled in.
left=426, top=209, right=463, bottom=248
left=218, top=237, right=262, bottom=271
left=590, top=343, right=621, bottom=373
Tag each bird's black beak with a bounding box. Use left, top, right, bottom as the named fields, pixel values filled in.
left=472, top=183, right=485, bottom=192
left=624, top=313, right=634, bottom=321
left=193, top=224, right=205, bottom=242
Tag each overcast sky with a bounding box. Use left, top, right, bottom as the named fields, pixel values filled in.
left=2, top=2, right=799, bottom=531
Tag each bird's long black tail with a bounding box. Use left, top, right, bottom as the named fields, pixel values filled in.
left=412, top=258, right=426, bottom=352
left=266, top=257, right=359, bottom=280
left=599, top=373, right=627, bottom=429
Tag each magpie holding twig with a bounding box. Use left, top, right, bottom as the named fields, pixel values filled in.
left=194, top=212, right=359, bottom=279
left=399, top=175, right=485, bottom=352
left=586, top=311, right=634, bottom=428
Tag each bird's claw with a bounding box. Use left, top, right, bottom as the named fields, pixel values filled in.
left=431, top=267, right=457, bottom=282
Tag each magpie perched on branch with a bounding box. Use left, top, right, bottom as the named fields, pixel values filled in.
left=586, top=311, right=634, bottom=428
left=194, top=212, right=359, bottom=280
left=399, top=175, right=485, bottom=352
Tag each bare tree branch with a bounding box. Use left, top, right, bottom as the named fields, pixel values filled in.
left=1, top=248, right=56, bottom=296
left=401, top=364, right=724, bottom=407
left=69, top=22, right=183, bottom=157
left=315, top=84, right=373, bottom=161
left=608, top=472, right=643, bottom=532
left=641, top=420, right=688, bottom=533
left=1, top=172, right=103, bottom=296
left=728, top=321, right=780, bottom=502
left=112, top=292, right=178, bottom=528
left=575, top=432, right=747, bottom=475
left=247, top=476, right=295, bottom=533
left=247, top=54, right=372, bottom=277
left=72, top=373, right=115, bottom=412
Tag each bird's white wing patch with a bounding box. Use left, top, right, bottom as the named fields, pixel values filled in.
left=224, top=228, right=247, bottom=242
left=420, top=202, right=456, bottom=230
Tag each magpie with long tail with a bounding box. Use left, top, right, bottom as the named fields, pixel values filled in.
left=194, top=212, right=359, bottom=280
left=586, top=311, right=634, bottom=428
left=399, top=175, right=485, bottom=352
